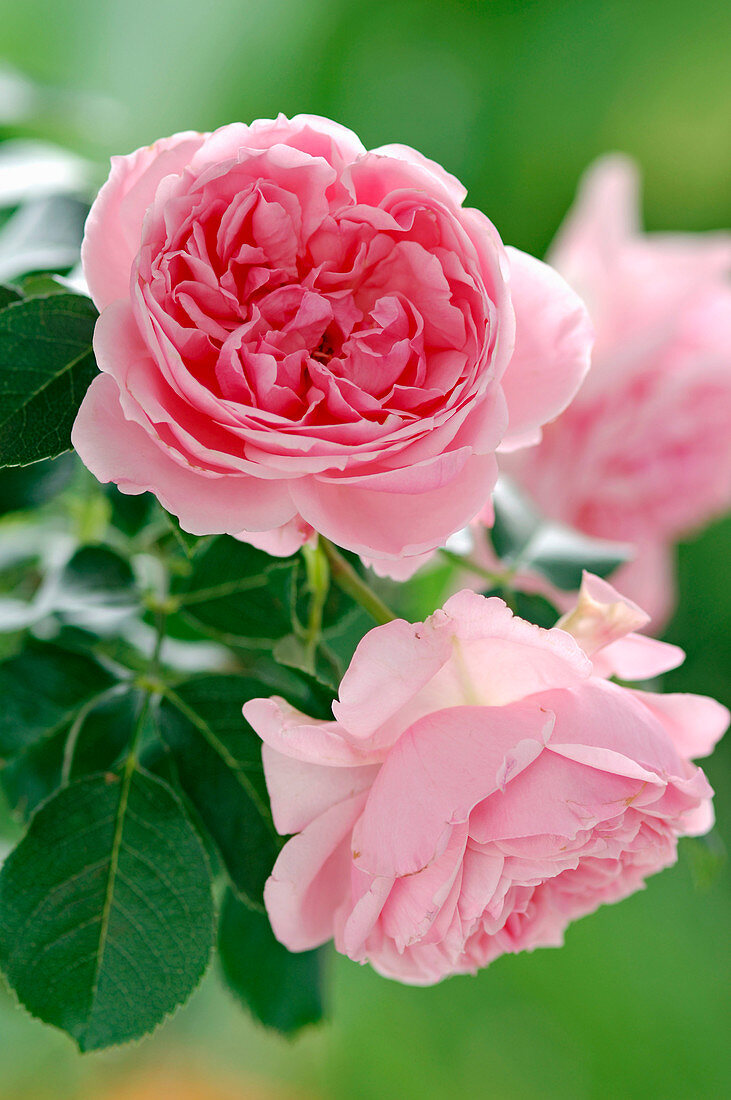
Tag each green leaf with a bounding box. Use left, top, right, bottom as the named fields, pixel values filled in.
left=272, top=632, right=342, bottom=693
left=218, top=889, right=324, bottom=1034
left=0, top=452, right=76, bottom=516
left=57, top=544, right=138, bottom=610
left=16, top=273, right=72, bottom=298
left=2, top=687, right=142, bottom=820
left=0, top=767, right=215, bottom=1050
left=0, top=640, right=116, bottom=760
left=104, top=484, right=155, bottom=539
left=0, top=293, right=98, bottom=467
left=483, top=588, right=561, bottom=629
left=173, top=536, right=299, bottom=645
left=0, top=285, right=23, bottom=310
left=489, top=478, right=543, bottom=563
left=527, top=526, right=632, bottom=591
left=157, top=666, right=333, bottom=905
left=157, top=674, right=280, bottom=906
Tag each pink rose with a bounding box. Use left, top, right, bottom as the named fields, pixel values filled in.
left=504, top=155, right=731, bottom=623
left=244, top=572, right=727, bottom=985
left=71, top=114, right=591, bottom=566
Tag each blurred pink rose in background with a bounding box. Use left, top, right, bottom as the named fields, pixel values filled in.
left=71, top=114, right=591, bottom=568
left=504, top=156, right=731, bottom=625
left=244, top=574, right=727, bottom=985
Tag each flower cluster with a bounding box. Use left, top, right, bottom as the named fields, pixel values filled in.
left=69, top=115, right=729, bottom=987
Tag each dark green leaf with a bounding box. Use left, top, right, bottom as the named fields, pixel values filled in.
left=482, top=588, right=561, bottom=629
left=489, top=478, right=543, bottom=562
left=0, top=452, right=76, bottom=516
left=0, top=285, right=23, bottom=310
left=272, top=632, right=342, bottom=693
left=57, top=544, right=138, bottom=610
left=0, top=768, right=215, bottom=1050
left=0, top=293, right=98, bottom=467
left=2, top=687, right=142, bottom=820
left=157, top=674, right=280, bottom=906
left=163, top=511, right=212, bottom=558
left=157, top=666, right=332, bottom=904
left=174, top=536, right=298, bottom=645
left=511, top=591, right=561, bottom=629
left=0, top=640, right=116, bottom=760
left=104, top=484, right=155, bottom=539
left=218, top=889, right=324, bottom=1034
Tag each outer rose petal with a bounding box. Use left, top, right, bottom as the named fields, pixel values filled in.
left=370, top=143, right=468, bottom=205
left=71, top=374, right=296, bottom=535
left=352, top=703, right=555, bottom=877
left=291, top=452, right=501, bottom=559
left=548, top=154, right=640, bottom=282
left=244, top=697, right=383, bottom=767
left=237, top=517, right=315, bottom=557
left=262, top=744, right=380, bottom=834
left=591, top=633, right=684, bottom=682
left=333, top=616, right=452, bottom=743
left=609, top=543, right=677, bottom=632
left=82, top=132, right=206, bottom=311
left=629, top=691, right=730, bottom=760
left=265, top=792, right=368, bottom=951
left=499, top=247, right=593, bottom=451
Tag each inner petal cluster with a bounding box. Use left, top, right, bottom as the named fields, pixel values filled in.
left=133, top=152, right=492, bottom=441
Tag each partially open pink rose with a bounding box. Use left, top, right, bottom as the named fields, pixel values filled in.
left=71, top=114, right=591, bottom=566
left=244, top=573, right=727, bottom=985
left=504, top=155, right=731, bottom=623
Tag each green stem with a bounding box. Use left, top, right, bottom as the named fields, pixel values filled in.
left=319, top=538, right=396, bottom=626
left=301, top=539, right=330, bottom=671
left=438, top=547, right=515, bottom=589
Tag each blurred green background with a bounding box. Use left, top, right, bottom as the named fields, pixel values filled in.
left=1, top=1, right=729, bottom=1097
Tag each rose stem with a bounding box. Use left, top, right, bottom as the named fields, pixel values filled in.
left=319, top=538, right=397, bottom=626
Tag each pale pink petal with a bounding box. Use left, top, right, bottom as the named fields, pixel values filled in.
left=262, top=744, right=380, bottom=834
left=498, top=247, right=593, bottom=450
left=243, top=697, right=381, bottom=766
left=237, top=517, right=315, bottom=557
left=629, top=690, right=730, bottom=760
left=609, top=544, right=678, bottom=632
left=82, top=132, right=206, bottom=310
left=548, top=154, right=641, bottom=282
left=592, top=633, right=684, bottom=681
left=540, top=678, right=688, bottom=780
left=557, top=571, right=650, bottom=657
left=291, top=452, right=500, bottom=559
left=265, top=792, right=367, bottom=951
left=370, top=143, right=468, bottom=205
left=352, top=702, right=554, bottom=877
left=71, top=375, right=296, bottom=534
left=333, top=616, right=453, bottom=743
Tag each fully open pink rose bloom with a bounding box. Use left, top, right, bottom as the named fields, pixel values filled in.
left=244, top=573, right=728, bottom=985
left=71, top=114, right=592, bottom=567
left=504, top=156, right=731, bottom=624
